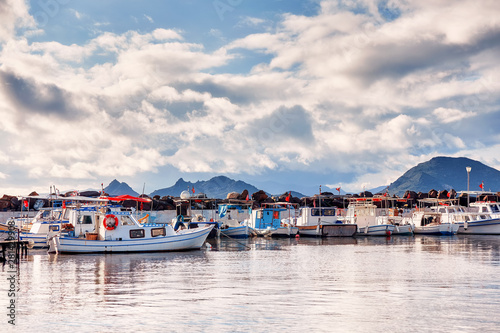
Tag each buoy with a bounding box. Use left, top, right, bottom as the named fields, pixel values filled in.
left=295, top=234, right=300, bottom=239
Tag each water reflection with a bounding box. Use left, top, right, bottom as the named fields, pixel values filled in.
left=7, top=235, right=500, bottom=332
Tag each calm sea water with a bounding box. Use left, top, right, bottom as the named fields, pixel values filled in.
left=2, top=235, right=500, bottom=332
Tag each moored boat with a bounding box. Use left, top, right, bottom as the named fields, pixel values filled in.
left=343, top=198, right=397, bottom=236
left=48, top=205, right=213, bottom=254
left=294, top=206, right=356, bottom=237
left=218, top=202, right=256, bottom=238
left=402, top=199, right=459, bottom=235
left=245, top=202, right=298, bottom=237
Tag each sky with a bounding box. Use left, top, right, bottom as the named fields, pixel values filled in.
left=1, top=0, right=500, bottom=196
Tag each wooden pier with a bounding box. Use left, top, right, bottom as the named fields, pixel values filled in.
left=0, top=240, right=29, bottom=263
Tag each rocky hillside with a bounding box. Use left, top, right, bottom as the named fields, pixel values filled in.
left=388, top=156, right=500, bottom=195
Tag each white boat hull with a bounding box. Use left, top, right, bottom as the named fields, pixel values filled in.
left=413, top=223, right=458, bottom=235
left=220, top=225, right=255, bottom=238
left=357, top=224, right=395, bottom=236
left=297, top=225, right=322, bottom=237
left=20, top=233, right=49, bottom=248
left=456, top=219, right=500, bottom=234
left=392, top=224, right=414, bottom=235
left=254, top=226, right=298, bottom=237
left=48, top=225, right=213, bottom=254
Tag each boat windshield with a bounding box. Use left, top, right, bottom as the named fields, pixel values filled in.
left=492, top=205, right=500, bottom=213
left=121, top=216, right=136, bottom=226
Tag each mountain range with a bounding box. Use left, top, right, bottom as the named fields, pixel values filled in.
left=150, top=176, right=261, bottom=199
left=103, top=156, right=500, bottom=198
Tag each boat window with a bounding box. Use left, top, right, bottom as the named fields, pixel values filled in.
left=78, top=215, right=93, bottom=224
left=481, top=207, right=489, bottom=213
left=120, top=216, right=135, bottom=226
left=257, top=211, right=263, bottom=219
left=311, top=209, right=319, bottom=216
left=130, top=229, right=145, bottom=238
left=273, top=211, right=279, bottom=219
left=151, top=228, right=166, bottom=237
left=464, top=216, right=470, bottom=222
left=438, top=208, right=446, bottom=213
left=492, top=205, right=500, bottom=213
left=49, top=225, right=60, bottom=232
left=480, top=215, right=487, bottom=220
left=323, top=208, right=336, bottom=216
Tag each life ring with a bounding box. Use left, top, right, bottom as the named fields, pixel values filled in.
left=103, top=214, right=118, bottom=230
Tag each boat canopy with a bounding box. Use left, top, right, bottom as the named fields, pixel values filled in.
left=104, top=195, right=151, bottom=203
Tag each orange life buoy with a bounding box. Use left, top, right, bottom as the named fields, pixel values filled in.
left=103, top=214, right=118, bottom=230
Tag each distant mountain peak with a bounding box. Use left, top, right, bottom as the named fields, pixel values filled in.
left=388, top=156, right=500, bottom=195
left=104, top=180, right=139, bottom=196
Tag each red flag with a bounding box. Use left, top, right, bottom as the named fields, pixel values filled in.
left=447, top=192, right=451, bottom=198
left=245, top=194, right=249, bottom=201
left=313, top=200, right=316, bottom=208
left=192, top=187, right=195, bottom=194
left=23, top=200, right=28, bottom=208
left=285, top=192, right=290, bottom=202
left=336, top=187, right=341, bottom=192
left=62, top=201, right=66, bottom=209
left=479, top=182, right=484, bottom=190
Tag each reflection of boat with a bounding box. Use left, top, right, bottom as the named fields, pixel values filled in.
left=48, top=205, right=213, bottom=254
left=246, top=203, right=298, bottom=237
left=293, top=206, right=356, bottom=237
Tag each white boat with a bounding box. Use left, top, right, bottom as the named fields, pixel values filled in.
left=343, top=198, right=397, bottom=236
left=217, top=202, right=256, bottom=238
left=17, top=208, right=69, bottom=248
left=17, top=196, right=111, bottom=248
left=293, top=206, right=356, bottom=237
left=48, top=205, right=213, bottom=254
left=403, top=199, right=459, bottom=235
left=245, top=202, right=298, bottom=237
left=435, top=202, right=500, bottom=235
left=469, top=201, right=500, bottom=218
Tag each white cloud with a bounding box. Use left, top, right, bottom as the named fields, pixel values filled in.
left=432, top=107, right=476, bottom=124
left=0, top=0, right=35, bottom=42
left=1, top=0, right=500, bottom=194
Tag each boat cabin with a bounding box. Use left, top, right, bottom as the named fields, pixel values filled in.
left=296, top=207, right=338, bottom=226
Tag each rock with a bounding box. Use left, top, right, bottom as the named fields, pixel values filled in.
left=252, top=190, right=268, bottom=203
left=428, top=189, right=438, bottom=198
left=79, top=191, right=101, bottom=197
left=238, top=189, right=249, bottom=200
